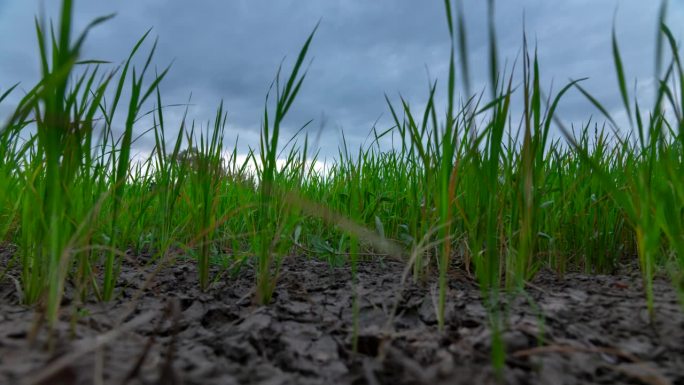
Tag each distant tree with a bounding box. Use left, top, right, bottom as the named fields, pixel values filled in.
left=168, top=146, right=255, bottom=188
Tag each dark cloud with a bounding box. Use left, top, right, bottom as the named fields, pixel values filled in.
left=1, top=1, right=683, bottom=156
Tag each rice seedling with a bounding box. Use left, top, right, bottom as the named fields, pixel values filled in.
left=1, top=0, right=684, bottom=382
left=253, top=25, right=316, bottom=304
left=183, top=103, right=227, bottom=290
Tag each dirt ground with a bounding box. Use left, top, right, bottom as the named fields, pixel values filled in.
left=1, top=249, right=683, bottom=385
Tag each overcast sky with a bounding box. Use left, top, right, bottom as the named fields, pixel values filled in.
left=1, top=1, right=683, bottom=158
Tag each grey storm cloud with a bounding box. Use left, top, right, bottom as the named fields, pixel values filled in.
left=1, top=1, right=683, bottom=156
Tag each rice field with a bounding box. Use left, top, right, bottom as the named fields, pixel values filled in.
left=1, top=1, right=683, bottom=384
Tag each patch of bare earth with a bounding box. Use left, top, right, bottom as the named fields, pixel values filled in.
left=1, top=249, right=683, bottom=385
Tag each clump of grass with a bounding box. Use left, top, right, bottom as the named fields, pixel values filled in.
left=2, top=0, right=684, bottom=374
left=0, top=0, right=169, bottom=327
left=184, top=103, right=227, bottom=290
left=253, top=25, right=317, bottom=304
left=7, top=2, right=119, bottom=325
left=559, top=7, right=684, bottom=316
left=102, top=33, right=170, bottom=301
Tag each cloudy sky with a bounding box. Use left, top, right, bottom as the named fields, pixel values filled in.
left=1, top=1, right=682, bottom=158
